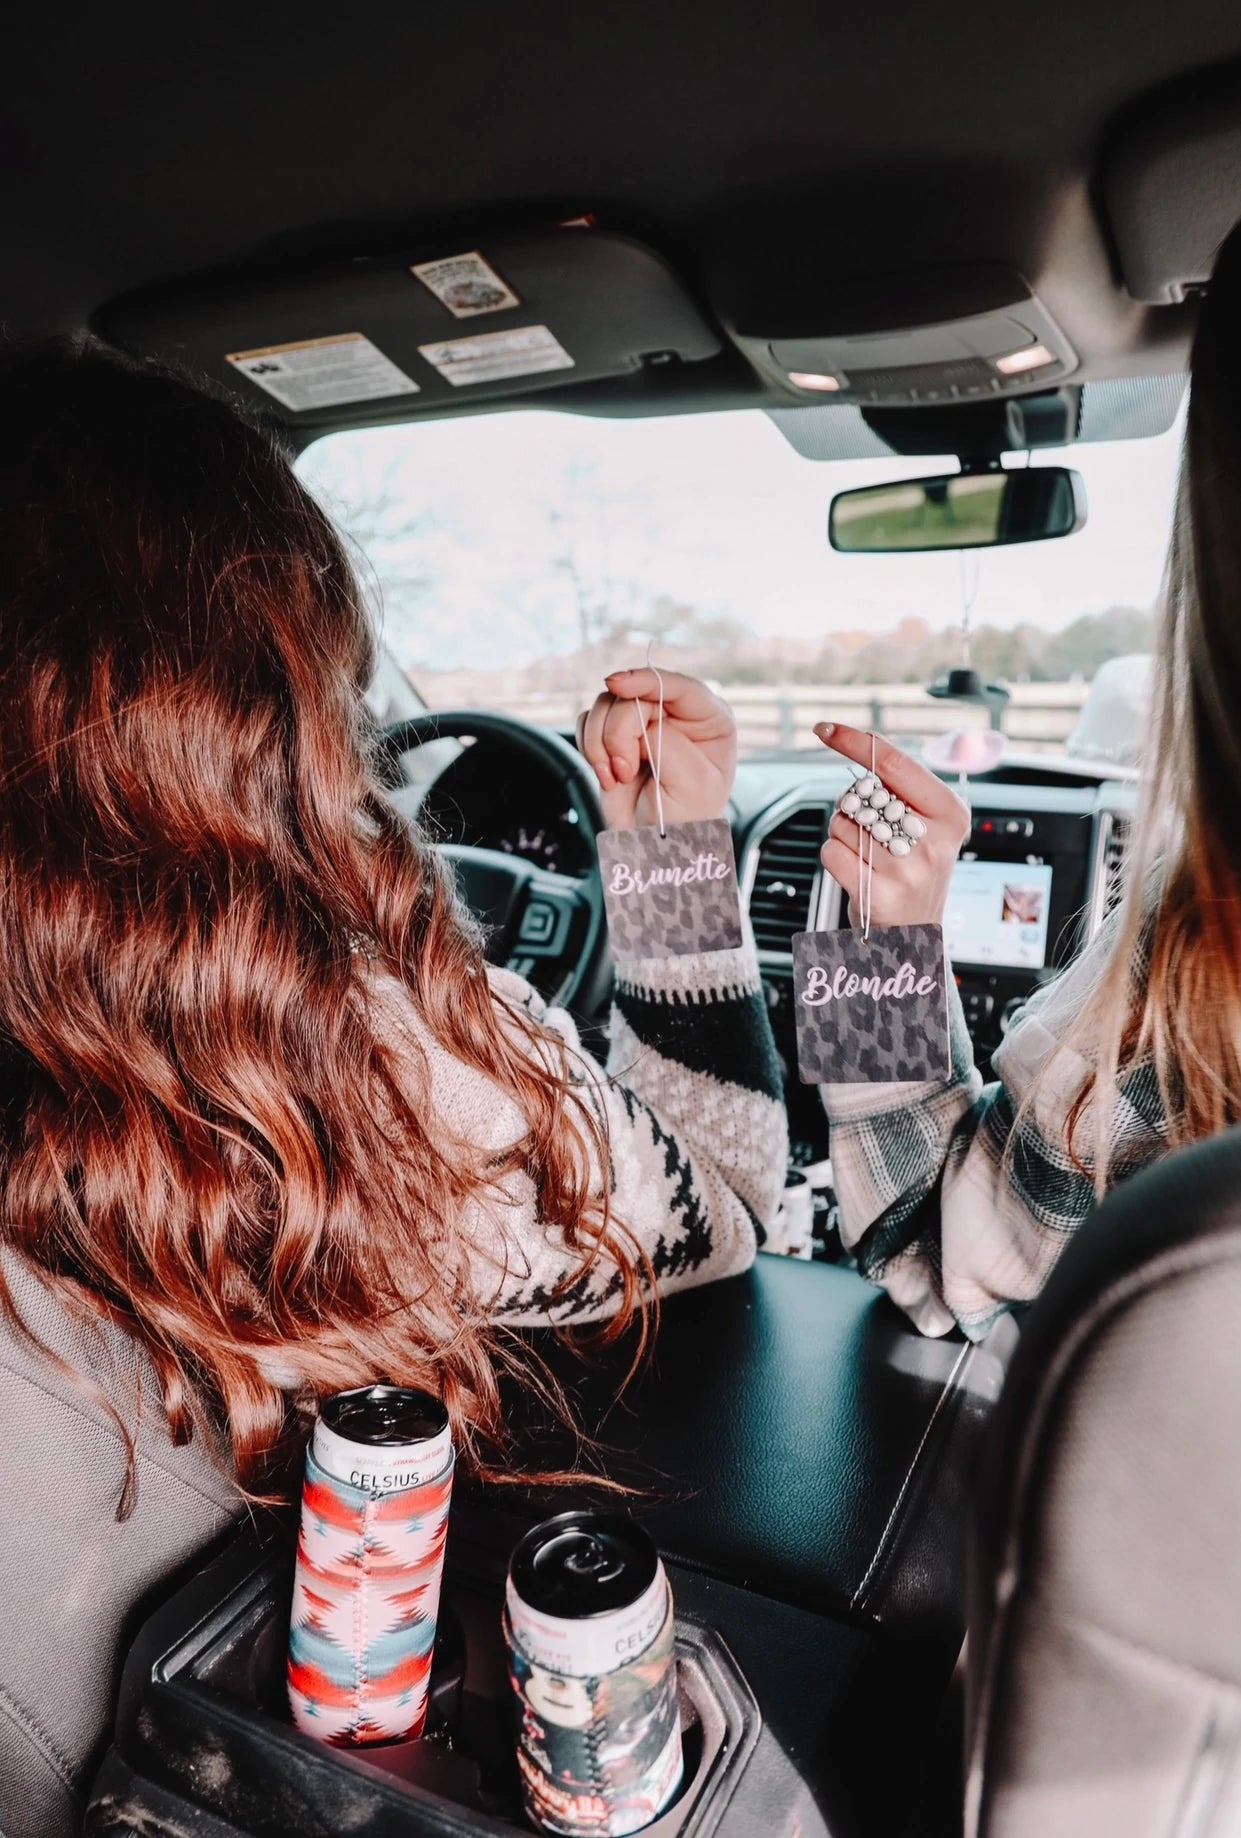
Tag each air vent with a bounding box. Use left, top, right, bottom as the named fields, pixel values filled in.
left=1103, top=813, right=1130, bottom=917
left=747, top=805, right=826, bottom=953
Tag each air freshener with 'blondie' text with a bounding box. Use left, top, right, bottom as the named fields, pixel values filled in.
left=792, top=923, right=952, bottom=1083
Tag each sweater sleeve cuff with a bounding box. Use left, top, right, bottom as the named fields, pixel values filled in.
left=610, top=921, right=764, bottom=1005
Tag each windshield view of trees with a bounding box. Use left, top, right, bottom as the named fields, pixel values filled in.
left=301, top=418, right=1171, bottom=760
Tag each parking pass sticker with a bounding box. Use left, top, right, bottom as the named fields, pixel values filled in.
left=418, top=325, right=574, bottom=387
left=226, top=334, right=420, bottom=412
left=411, top=251, right=521, bottom=318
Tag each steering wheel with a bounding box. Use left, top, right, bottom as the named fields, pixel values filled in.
left=376, top=710, right=610, bottom=1015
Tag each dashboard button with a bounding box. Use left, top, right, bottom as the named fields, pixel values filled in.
left=962, top=991, right=995, bottom=1025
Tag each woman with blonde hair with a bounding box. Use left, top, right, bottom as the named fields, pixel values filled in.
left=814, top=218, right=1241, bottom=1339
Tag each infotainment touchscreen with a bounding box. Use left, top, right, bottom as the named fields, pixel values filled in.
left=944, top=858, right=1055, bottom=970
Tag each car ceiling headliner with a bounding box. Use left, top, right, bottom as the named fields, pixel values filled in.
left=4, top=0, right=1241, bottom=423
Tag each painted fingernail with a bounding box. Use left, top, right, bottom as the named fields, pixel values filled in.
left=814, top=721, right=836, bottom=742
left=610, top=755, right=631, bottom=782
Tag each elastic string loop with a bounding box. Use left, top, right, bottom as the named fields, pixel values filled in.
left=857, top=732, right=877, bottom=942
left=634, top=638, right=667, bottom=837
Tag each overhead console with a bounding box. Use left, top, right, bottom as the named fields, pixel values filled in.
left=95, top=225, right=723, bottom=428
left=726, top=264, right=1078, bottom=410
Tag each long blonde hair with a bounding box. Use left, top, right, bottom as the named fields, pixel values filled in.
left=1059, top=218, right=1241, bottom=1192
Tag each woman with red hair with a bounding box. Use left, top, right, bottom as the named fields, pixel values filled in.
left=0, top=342, right=786, bottom=1838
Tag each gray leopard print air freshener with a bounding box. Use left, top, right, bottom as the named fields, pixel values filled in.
left=792, top=924, right=952, bottom=1083
left=598, top=818, right=744, bottom=956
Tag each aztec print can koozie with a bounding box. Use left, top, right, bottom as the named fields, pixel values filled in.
left=287, top=1443, right=455, bottom=1744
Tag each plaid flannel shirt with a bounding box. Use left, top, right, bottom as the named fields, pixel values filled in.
left=819, top=917, right=1169, bottom=1339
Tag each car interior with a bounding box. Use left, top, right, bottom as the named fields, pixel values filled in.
left=4, top=6, right=1241, bottom=1836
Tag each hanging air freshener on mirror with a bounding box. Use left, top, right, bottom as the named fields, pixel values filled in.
left=792, top=736, right=950, bottom=1084
left=597, top=658, right=743, bottom=957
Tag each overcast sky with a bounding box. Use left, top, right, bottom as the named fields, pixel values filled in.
left=299, top=405, right=1185, bottom=673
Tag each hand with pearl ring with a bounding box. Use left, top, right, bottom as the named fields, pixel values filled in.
left=813, top=721, right=972, bottom=930
left=837, top=774, right=929, bottom=856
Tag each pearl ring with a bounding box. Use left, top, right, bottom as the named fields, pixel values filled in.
left=836, top=774, right=928, bottom=857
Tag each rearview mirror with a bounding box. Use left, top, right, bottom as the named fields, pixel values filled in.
left=828, top=466, right=1086, bottom=554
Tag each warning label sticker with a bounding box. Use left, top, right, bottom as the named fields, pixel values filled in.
left=418, top=325, right=574, bottom=388
left=226, top=334, right=420, bottom=412
left=411, top=251, right=520, bottom=318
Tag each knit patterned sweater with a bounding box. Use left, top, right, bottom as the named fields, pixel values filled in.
left=375, top=928, right=788, bottom=1326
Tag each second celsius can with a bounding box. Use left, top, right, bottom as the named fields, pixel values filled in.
left=505, top=1510, right=682, bottom=1836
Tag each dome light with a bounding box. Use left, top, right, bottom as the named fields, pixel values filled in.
left=994, top=344, right=1054, bottom=376
left=788, top=370, right=842, bottom=392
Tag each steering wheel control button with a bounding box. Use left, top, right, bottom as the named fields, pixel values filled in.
left=519, top=900, right=558, bottom=945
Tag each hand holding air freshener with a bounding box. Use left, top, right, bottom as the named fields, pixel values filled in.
left=579, top=653, right=743, bottom=957
left=793, top=725, right=971, bottom=1084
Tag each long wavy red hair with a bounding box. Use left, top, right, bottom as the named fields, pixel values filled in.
left=0, top=341, right=645, bottom=1508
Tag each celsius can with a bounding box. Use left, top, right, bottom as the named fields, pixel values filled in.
left=287, top=1385, right=454, bottom=1745
left=505, top=1511, right=682, bottom=1836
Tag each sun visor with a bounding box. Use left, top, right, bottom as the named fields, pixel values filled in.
left=94, top=227, right=722, bottom=424
left=1105, top=77, right=1241, bottom=305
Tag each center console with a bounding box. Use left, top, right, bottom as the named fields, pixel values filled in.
left=87, top=1258, right=1017, bottom=1838
left=947, top=800, right=1096, bottom=1065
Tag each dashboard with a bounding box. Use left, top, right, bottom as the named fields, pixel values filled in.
left=409, top=733, right=1136, bottom=1163
left=418, top=736, right=595, bottom=877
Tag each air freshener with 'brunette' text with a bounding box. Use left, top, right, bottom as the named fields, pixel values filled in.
left=599, top=818, right=744, bottom=957
left=792, top=924, right=952, bottom=1084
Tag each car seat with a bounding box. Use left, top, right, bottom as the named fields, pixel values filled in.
left=0, top=1252, right=239, bottom=1838
left=965, top=1127, right=1241, bottom=1836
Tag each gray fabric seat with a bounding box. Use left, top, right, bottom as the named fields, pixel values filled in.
left=0, top=1252, right=239, bottom=1838
left=965, top=1128, right=1241, bottom=1837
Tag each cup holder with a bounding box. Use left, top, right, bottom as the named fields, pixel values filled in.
left=91, top=1533, right=760, bottom=1837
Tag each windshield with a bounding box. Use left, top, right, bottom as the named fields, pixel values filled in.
left=298, top=407, right=1183, bottom=762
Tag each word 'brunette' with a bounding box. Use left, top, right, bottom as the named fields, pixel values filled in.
left=598, top=817, right=744, bottom=957
left=607, top=848, right=731, bottom=899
